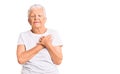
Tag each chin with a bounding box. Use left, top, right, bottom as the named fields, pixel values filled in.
left=32, top=23, right=43, bottom=28
left=36, top=25, right=42, bottom=28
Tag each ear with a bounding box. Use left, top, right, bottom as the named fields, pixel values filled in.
left=28, top=18, right=31, bottom=25
left=43, top=16, right=47, bottom=20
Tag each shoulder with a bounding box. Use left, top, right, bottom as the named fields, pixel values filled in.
left=19, top=30, right=31, bottom=36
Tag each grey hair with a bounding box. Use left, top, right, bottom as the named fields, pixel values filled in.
left=28, top=4, right=46, bottom=17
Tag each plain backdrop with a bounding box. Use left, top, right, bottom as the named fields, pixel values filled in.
left=0, top=0, right=120, bottom=74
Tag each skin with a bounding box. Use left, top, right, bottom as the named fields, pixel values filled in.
left=16, top=7, right=63, bottom=65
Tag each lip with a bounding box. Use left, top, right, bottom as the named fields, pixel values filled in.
left=34, top=22, right=39, bottom=23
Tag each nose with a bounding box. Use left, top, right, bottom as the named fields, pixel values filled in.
left=34, top=15, right=39, bottom=20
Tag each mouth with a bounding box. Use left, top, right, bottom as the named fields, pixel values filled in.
left=34, top=22, right=40, bottom=24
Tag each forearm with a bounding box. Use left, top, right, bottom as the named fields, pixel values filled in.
left=46, top=43, right=63, bottom=65
left=18, top=45, right=43, bottom=64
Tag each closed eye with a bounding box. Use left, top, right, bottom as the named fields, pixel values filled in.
left=30, top=15, right=35, bottom=17
left=38, top=15, right=42, bottom=17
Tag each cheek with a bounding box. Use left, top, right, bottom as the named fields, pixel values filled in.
left=28, top=19, right=33, bottom=25
left=28, top=19, right=31, bottom=24
left=42, top=18, right=46, bottom=23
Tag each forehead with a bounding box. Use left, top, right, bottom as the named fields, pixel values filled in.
left=30, top=8, right=44, bottom=14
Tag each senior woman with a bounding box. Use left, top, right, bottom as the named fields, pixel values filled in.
left=16, top=4, right=63, bottom=74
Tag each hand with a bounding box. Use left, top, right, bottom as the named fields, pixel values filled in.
left=36, top=42, right=44, bottom=49
left=39, top=35, right=52, bottom=47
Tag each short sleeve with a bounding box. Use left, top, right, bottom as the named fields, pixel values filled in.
left=52, top=31, right=63, bottom=46
left=17, top=33, right=24, bottom=45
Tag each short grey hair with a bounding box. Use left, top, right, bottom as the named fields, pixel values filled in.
left=28, top=4, right=46, bottom=17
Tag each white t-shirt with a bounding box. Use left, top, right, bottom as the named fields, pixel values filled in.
left=17, top=29, right=63, bottom=74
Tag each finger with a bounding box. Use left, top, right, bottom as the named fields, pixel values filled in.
left=37, top=42, right=40, bottom=45
left=39, top=36, right=43, bottom=41
left=39, top=39, right=41, bottom=42
left=41, top=36, right=45, bottom=39
left=46, top=35, right=51, bottom=38
left=48, top=34, right=51, bottom=37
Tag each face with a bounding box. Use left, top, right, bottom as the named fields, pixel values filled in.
left=28, top=8, right=47, bottom=29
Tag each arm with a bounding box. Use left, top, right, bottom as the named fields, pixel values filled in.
left=46, top=44, right=63, bottom=65
left=16, top=44, right=43, bottom=64
left=39, top=35, right=63, bottom=65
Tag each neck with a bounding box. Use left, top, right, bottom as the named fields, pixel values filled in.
left=31, top=27, right=47, bottom=34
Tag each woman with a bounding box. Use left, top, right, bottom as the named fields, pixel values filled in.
left=16, top=4, right=63, bottom=74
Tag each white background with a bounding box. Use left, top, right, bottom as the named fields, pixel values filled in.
left=0, top=0, right=120, bottom=74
